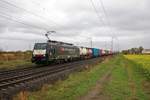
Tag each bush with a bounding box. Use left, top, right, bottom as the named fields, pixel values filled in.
left=0, top=51, right=32, bottom=61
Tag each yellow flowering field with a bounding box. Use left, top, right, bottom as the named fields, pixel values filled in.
left=124, top=55, right=150, bottom=79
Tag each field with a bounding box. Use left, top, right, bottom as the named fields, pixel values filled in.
left=124, top=55, right=150, bottom=80
left=14, top=55, right=150, bottom=100
left=104, top=55, right=150, bottom=100
left=0, top=51, right=34, bottom=69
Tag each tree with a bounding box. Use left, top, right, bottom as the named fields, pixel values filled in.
left=122, top=46, right=144, bottom=54
left=122, top=50, right=128, bottom=54
left=131, top=48, right=135, bottom=54
left=139, top=46, right=144, bottom=54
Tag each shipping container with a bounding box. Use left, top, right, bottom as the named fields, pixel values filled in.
left=101, top=49, right=105, bottom=56
left=105, top=50, right=109, bottom=55
left=79, top=47, right=88, bottom=56
left=86, top=48, right=93, bottom=58
left=92, top=48, right=100, bottom=57
left=99, top=49, right=102, bottom=56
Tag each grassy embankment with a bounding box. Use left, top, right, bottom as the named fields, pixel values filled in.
left=15, top=55, right=150, bottom=100
left=15, top=56, right=114, bottom=100
left=0, top=51, right=34, bottom=70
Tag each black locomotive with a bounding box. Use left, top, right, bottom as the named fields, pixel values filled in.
left=32, top=40, right=80, bottom=64
left=32, top=40, right=112, bottom=64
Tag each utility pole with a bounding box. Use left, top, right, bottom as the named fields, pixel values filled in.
left=117, top=38, right=120, bottom=52
left=111, top=37, right=113, bottom=52
left=105, top=41, right=107, bottom=49
left=87, top=37, right=92, bottom=48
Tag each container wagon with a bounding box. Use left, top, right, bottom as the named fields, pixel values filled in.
left=92, top=48, right=100, bottom=57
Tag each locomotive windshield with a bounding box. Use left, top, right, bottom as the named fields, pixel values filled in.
left=34, top=43, right=47, bottom=50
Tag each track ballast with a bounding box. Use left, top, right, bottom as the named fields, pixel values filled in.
left=0, top=57, right=104, bottom=100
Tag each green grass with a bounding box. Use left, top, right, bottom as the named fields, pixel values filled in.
left=104, top=55, right=131, bottom=100
left=0, top=51, right=33, bottom=70
left=14, top=55, right=149, bottom=100
left=0, top=60, right=34, bottom=70
left=124, top=55, right=150, bottom=79
left=126, top=59, right=148, bottom=100
left=26, top=56, right=117, bottom=100
left=104, top=55, right=149, bottom=100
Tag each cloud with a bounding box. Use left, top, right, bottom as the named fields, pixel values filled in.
left=0, top=0, right=150, bottom=51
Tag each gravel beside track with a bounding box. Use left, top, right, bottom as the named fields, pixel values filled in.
left=0, top=64, right=47, bottom=79
left=0, top=57, right=104, bottom=100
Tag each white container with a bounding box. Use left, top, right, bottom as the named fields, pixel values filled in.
left=79, top=47, right=88, bottom=55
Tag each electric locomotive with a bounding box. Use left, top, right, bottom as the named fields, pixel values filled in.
left=32, top=40, right=80, bottom=64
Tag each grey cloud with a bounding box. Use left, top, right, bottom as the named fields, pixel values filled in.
left=0, top=0, right=150, bottom=51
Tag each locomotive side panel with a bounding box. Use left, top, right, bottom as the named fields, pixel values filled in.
left=46, top=43, right=80, bottom=62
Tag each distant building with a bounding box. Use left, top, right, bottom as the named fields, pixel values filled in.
left=142, top=49, right=150, bottom=54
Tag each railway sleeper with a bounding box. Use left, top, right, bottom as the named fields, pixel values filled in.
left=0, top=58, right=103, bottom=100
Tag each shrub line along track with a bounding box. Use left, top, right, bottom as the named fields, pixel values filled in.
left=0, top=57, right=105, bottom=100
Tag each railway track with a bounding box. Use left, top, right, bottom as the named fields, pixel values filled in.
left=0, top=57, right=103, bottom=100
left=0, top=64, right=55, bottom=80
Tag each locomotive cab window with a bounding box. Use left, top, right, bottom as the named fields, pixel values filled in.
left=34, top=43, right=47, bottom=50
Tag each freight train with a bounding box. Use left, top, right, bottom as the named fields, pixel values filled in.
left=31, top=40, right=112, bottom=64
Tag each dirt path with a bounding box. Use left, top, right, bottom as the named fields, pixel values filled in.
left=125, top=63, right=137, bottom=100
left=78, top=66, right=113, bottom=100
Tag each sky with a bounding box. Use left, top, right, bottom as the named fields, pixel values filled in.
left=0, top=0, right=150, bottom=51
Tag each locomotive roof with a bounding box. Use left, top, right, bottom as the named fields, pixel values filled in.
left=47, top=40, right=74, bottom=47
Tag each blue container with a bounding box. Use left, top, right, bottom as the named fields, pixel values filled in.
left=92, top=48, right=100, bottom=57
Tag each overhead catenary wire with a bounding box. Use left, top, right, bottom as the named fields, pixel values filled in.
left=29, top=0, right=67, bottom=30
left=98, top=0, right=114, bottom=35
left=89, top=0, right=105, bottom=26
left=98, top=0, right=118, bottom=51
left=89, top=0, right=118, bottom=51
left=30, top=0, right=50, bottom=14
left=89, top=0, right=111, bottom=49
left=0, top=11, right=48, bottom=31
left=98, top=0, right=109, bottom=24
left=0, top=0, right=63, bottom=28
left=0, top=8, right=72, bottom=42
left=0, top=6, right=55, bottom=30
left=0, top=13, right=76, bottom=43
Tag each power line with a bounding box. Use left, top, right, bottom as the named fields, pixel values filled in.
left=0, top=0, right=77, bottom=40
left=0, top=11, right=48, bottom=30
left=89, top=0, right=113, bottom=50
left=29, top=0, right=66, bottom=29
left=98, top=0, right=118, bottom=51
left=89, top=0, right=105, bottom=25
left=98, top=0, right=109, bottom=23
left=0, top=5, right=54, bottom=30
left=0, top=0, right=62, bottom=28
left=98, top=0, right=113, bottom=33
left=30, top=0, right=48, bottom=12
